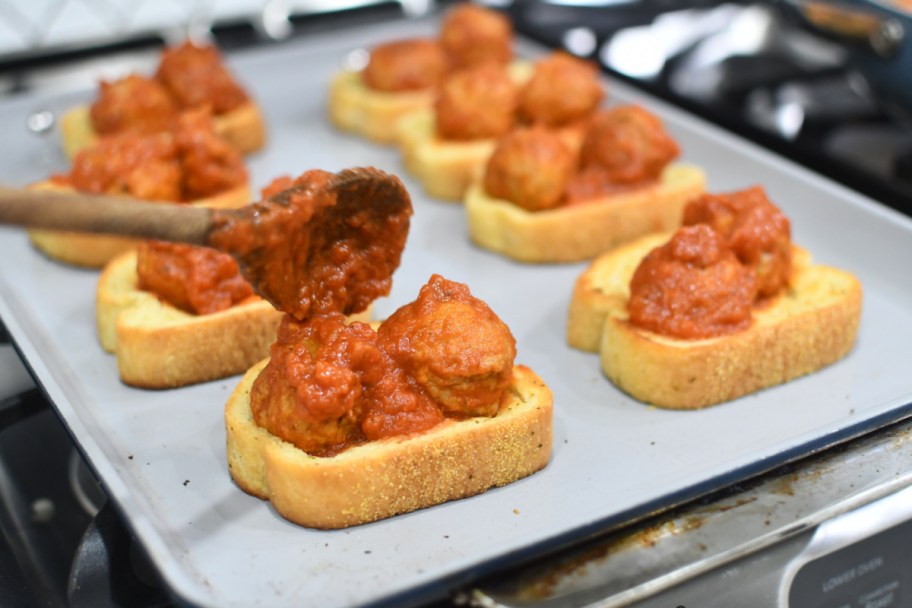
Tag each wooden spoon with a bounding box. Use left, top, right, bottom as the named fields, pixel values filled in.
left=0, top=167, right=412, bottom=320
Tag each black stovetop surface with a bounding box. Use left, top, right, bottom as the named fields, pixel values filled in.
left=508, top=0, right=912, bottom=219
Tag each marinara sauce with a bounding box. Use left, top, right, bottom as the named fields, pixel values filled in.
left=136, top=241, right=254, bottom=315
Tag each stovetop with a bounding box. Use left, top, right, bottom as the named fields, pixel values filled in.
left=0, top=2, right=911, bottom=607
left=508, top=0, right=912, bottom=219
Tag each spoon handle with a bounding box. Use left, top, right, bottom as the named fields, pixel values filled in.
left=0, top=186, right=215, bottom=245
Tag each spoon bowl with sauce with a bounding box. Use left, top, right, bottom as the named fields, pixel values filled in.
left=0, top=166, right=413, bottom=319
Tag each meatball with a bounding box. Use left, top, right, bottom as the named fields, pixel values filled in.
left=440, top=3, right=513, bottom=70
left=68, top=132, right=182, bottom=201
left=136, top=241, right=253, bottom=315
left=579, top=105, right=680, bottom=184
left=629, top=225, right=758, bottom=339
left=89, top=74, right=178, bottom=136
left=358, top=366, right=445, bottom=442
left=518, top=52, right=604, bottom=127
left=483, top=126, right=575, bottom=211
left=435, top=63, right=518, bottom=140
left=173, top=109, right=248, bottom=199
left=683, top=186, right=792, bottom=298
left=377, top=274, right=516, bottom=417
left=251, top=314, right=383, bottom=455
left=362, top=38, right=448, bottom=92
left=155, top=41, right=248, bottom=114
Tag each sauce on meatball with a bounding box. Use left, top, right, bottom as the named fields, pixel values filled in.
left=136, top=241, right=254, bottom=315
left=518, top=52, right=604, bottom=128
left=435, top=63, right=518, bottom=140
left=483, top=127, right=575, bottom=211
left=155, top=41, right=249, bottom=115
left=62, top=110, right=246, bottom=202
left=628, top=224, right=757, bottom=339
left=683, top=186, right=791, bottom=298
left=578, top=105, right=680, bottom=186
left=440, top=4, right=513, bottom=70
left=362, top=38, right=448, bottom=92
left=89, top=74, right=178, bottom=136
left=251, top=276, right=516, bottom=456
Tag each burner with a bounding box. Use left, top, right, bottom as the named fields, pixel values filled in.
left=511, top=0, right=912, bottom=216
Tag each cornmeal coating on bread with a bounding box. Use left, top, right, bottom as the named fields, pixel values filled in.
left=226, top=360, right=553, bottom=529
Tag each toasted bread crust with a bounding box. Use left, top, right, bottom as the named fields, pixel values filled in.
left=211, top=101, right=267, bottom=155
left=328, top=70, right=437, bottom=144
left=397, top=109, right=499, bottom=201
left=466, top=164, right=706, bottom=263
left=59, top=101, right=267, bottom=160
left=97, top=252, right=374, bottom=389
left=568, top=233, right=863, bottom=408
left=26, top=181, right=251, bottom=268
left=567, top=233, right=672, bottom=351
left=97, top=251, right=280, bottom=388
left=226, top=360, right=554, bottom=529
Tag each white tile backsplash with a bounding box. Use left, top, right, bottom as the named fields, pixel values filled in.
left=0, top=0, right=272, bottom=57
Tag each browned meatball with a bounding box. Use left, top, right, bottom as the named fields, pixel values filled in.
left=173, top=109, right=248, bottom=199
left=483, top=126, right=575, bottom=211
left=629, top=225, right=758, bottom=339
left=683, top=186, right=792, bottom=298
left=435, top=63, right=518, bottom=140
left=518, top=52, right=605, bottom=127
left=440, top=3, right=513, bottom=70
left=251, top=314, right=382, bottom=455
left=579, top=105, right=680, bottom=184
left=362, top=38, right=448, bottom=92
left=377, top=274, right=516, bottom=417
left=155, top=41, right=248, bottom=114
left=89, top=74, right=178, bottom=136
left=68, top=131, right=182, bottom=201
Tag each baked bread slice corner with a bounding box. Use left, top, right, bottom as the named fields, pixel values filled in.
left=466, top=163, right=706, bottom=263
left=59, top=101, right=267, bottom=160
left=96, top=251, right=283, bottom=388
left=569, top=233, right=863, bottom=409
left=27, top=181, right=251, bottom=268
left=226, top=360, right=554, bottom=529
left=397, top=109, right=500, bottom=202
left=328, top=70, right=437, bottom=145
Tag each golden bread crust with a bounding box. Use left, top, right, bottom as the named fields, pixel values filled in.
left=328, top=70, right=437, bottom=145
left=26, top=181, right=251, bottom=268
left=225, top=360, right=554, bottom=529
left=568, top=233, right=862, bottom=408
left=59, top=101, right=266, bottom=160
left=212, top=101, right=267, bottom=155
left=465, top=163, right=706, bottom=263
left=96, top=252, right=374, bottom=388
left=59, top=105, right=98, bottom=160
left=397, top=109, right=498, bottom=201
left=96, top=251, right=280, bottom=388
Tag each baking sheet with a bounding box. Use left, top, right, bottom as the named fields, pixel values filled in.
left=2, top=16, right=912, bottom=608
